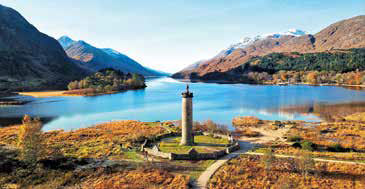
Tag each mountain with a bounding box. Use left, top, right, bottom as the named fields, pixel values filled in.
left=173, top=29, right=308, bottom=76
left=58, top=36, right=74, bottom=49
left=0, top=5, right=87, bottom=91
left=212, top=29, right=308, bottom=60
left=180, top=60, right=207, bottom=72
left=58, top=36, right=168, bottom=76
left=173, top=16, right=365, bottom=79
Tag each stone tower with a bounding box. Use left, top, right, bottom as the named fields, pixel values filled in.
left=180, top=84, right=194, bottom=146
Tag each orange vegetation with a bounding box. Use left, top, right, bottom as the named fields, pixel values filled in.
left=287, top=121, right=365, bottom=151
left=209, top=155, right=365, bottom=189
left=266, top=119, right=365, bottom=161
left=345, top=112, right=365, bottom=122
left=80, top=168, right=190, bottom=189
left=232, top=116, right=263, bottom=127
left=235, top=128, right=261, bottom=137
left=274, top=146, right=365, bottom=162
left=0, top=120, right=169, bottom=158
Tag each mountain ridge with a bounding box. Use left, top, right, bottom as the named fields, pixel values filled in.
left=173, top=15, right=365, bottom=79
left=58, top=36, right=168, bottom=76
left=213, top=29, right=308, bottom=60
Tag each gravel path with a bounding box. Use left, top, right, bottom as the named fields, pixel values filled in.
left=193, top=141, right=255, bottom=189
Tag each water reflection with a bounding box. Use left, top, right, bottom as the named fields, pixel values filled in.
left=0, top=77, right=365, bottom=131
left=276, top=101, right=365, bottom=121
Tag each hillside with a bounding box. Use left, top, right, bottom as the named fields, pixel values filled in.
left=212, top=49, right=365, bottom=84
left=173, top=15, right=365, bottom=80
left=58, top=36, right=167, bottom=76
left=0, top=5, right=87, bottom=91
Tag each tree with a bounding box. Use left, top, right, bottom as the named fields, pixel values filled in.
left=306, top=72, right=318, bottom=84
left=335, top=73, right=344, bottom=84
left=297, top=152, right=315, bottom=178
left=204, top=119, right=217, bottom=134
left=112, top=80, right=120, bottom=91
left=272, top=74, right=280, bottom=83
left=262, top=148, right=275, bottom=172
left=130, top=73, right=145, bottom=88
left=279, top=71, right=287, bottom=82
left=67, top=81, right=79, bottom=90
left=96, top=85, right=104, bottom=93
left=354, top=71, right=362, bottom=85
left=104, top=85, right=113, bottom=92
left=18, top=115, right=44, bottom=164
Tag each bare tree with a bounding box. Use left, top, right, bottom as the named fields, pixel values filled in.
left=297, top=151, right=315, bottom=178
left=18, top=115, right=44, bottom=164
left=262, top=148, right=275, bottom=172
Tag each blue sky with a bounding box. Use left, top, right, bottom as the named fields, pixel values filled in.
left=0, top=0, right=364, bottom=73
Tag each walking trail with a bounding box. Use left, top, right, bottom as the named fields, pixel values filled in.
left=193, top=141, right=255, bottom=189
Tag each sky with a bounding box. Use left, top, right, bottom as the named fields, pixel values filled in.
left=0, top=0, right=364, bottom=73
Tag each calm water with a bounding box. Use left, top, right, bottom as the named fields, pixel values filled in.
left=2, top=77, right=365, bottom=131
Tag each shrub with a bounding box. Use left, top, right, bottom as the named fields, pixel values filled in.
left=300, top=141, right=316, bottom=151
left=292, top=142, right=302, bottom=148
left=18, top=115, right=44, bottom=164
left=238, top=129, right=261, bottom=137
left=199, top=120, right=230, bottom=135
left=328, top=143, right=346, bottom=152
left=287, top=135, right=303, bottom=142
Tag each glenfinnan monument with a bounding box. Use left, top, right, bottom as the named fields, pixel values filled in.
left=180, top=84, right=194, bottom=146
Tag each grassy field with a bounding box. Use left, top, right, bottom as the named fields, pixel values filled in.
left=0, top=153, right=190, bottom=189
left=159, top=135, right=229, bottom=154
left=209, top=154, right=365, bottom=189
left=0, top=120, right=192, bottom=188
left=0, top=120, right=171, bottom=159
left=0, top=119, right=224, bottom=188
left=270, top=118, right=365, bottom=162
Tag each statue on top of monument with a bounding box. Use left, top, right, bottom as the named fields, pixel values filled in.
left=182, top=84, right=193, bottom=97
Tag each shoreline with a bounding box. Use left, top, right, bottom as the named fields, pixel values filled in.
left=17, top=91, right=81, bottom=98
left=17, top=90, right=123, bottom=98
left=173, top=78, right=365, bottom=88
left=17, top=87, right=146, bottom=98
left=16, top=81, right=365, bottom=98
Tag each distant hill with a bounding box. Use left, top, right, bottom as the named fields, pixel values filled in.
left=0, top=5, right=87, bottom=91
left=58, top=36, right=168, bottom=76
left=173, top=16, right=365, bottom=80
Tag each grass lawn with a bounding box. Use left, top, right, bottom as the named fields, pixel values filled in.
left=159, top=135, right=229, bottom=154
